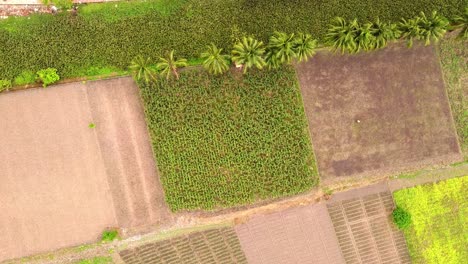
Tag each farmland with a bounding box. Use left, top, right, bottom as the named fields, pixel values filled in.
left=438, top=34, right=468, bottom=160
left=296, top=44, right=462, bottom=181
left=393, top=176, right=468, bottom=264
left=0, top=0, right=464, bottom=80
left=139, top=67, right=317, bottom=211
left=119, top=227, right=247, bottom=264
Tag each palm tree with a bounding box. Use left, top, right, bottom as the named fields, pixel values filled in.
left=129, top=55, right=157, bottom=84
left=325, top=17, right=359, bottom=54
left=355, top=22, right=375, bottom=52
left=267, top=32, right=297, bottom=64
left=418, top=11, right=449, bottom=45
left=293, top=33, right=317, bottom=62
left=370, top=18, right=400, bottom=49
left=453, top=7, right=468, bottom=40
left=399, top=16, right=422, bottom=47
left=265, top=49, right=282, bottom=69
left=201, top=44, right=230, bottom=75
left=231, top=37, right=266, bottom=73
left=156, top=50, right=188, bottom=80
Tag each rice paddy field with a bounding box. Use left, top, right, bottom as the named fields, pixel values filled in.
left=393, top=176, right=468, bottom=264
left=139, top=67, right=318, bottom=211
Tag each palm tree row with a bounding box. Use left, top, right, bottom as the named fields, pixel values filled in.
left=326, top=11, right=452, bottom=53
left=129, top=50, right=187, bottom=84
left=130, top=9, right=467, bottom=82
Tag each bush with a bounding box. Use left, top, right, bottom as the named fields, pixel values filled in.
left=36, top=68, right=60, bottom=87
left=0, top=0, right=463, bottom=80
left=14, top=71, right=36, bottom=86
left=392, top=206, right=412, bottom=229
left=0, top=79, right=12, bottom=92
left=101, top=229, right=119, bottom=242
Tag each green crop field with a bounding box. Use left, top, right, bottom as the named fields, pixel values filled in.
left=393, top=176, right=468, bottom=264
left=0, top=0, right=463, bottom=80
left=139, top=67, right=318, bottom=211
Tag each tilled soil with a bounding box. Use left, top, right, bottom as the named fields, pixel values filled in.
left=0, top=77, right=172, bottom=262
left=296, top=43, right=462, bottom=183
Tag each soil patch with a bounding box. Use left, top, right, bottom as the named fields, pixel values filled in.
left=296, top=43, right=462, bottom=183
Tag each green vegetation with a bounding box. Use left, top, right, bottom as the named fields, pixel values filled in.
left=140, top=67, right=317, bottom=210
left=452, top=7, right=468, bottom=40
left=438, top=35, right=468, bottom=159
left=0, top=0, right=463, bottom=80
left=13, top=71, right=36, bottom=86
left=101, top=229, right=119, bottom=242
left=231, top=37, right=266, bottom=73
left=156, top=50, right=187, bottom=80
left=75, top=256, right=112, bottom=264
left=201, top=44, right=231, bottom=75
left=89, top=123, right=96, bottom=129
left=0, top=79, right=12, bottom=92
left=36, top=68, right=60, bottom=87
left=392, top=206, right=412, bottom=229
left=393, top=176, right=468, bottom=264
left=129, top=55, right=157, bottom=84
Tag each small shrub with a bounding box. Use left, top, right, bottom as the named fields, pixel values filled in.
left=36, top=68, right=60, bottom=87
left=101, top=229, right=119, bottom=242
left=14, top=71, right=36, bottom=86
left=89, top=123, right=96, bottom=128
left=392, top=206, right=412, bottom=229
left=0, top=79, right=12, bottom=92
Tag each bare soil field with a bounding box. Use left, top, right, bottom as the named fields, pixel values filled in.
left=297, top=44, right=462, bottom=183
left=235, top=202, right=345, bottom=264
left=0, top=77, right=171, bottom=262
left=119, top=227, right=247, bottom=264
left=327, top=182, right=411, bottom=264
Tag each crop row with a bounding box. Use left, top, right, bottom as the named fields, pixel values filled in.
left=140, top=67, right=317, bottom=210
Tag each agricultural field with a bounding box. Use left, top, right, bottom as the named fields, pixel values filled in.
left=0, top=0, right=464, bottom=80
left=438, top=34, right=468, bottom=160
left=139, top=67, right=317, bottom=211
left=119, top=227, right=247, bottom=264
left=296, top=44, right=462, bottom=181
left=0, top=78, right=170, bottom=262
left=393, top=176, right=468, bottom=264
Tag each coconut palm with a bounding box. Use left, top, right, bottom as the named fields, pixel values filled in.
left=129, top=55, right=157, bottom=84
left=453, top=7, right=468, bottom=40
left=201, top=44, right=230, bottom=75
left=231, top=37, right=266, bottom=73
left=418, top=11, right=449, bottom=45
left=156, top=50, right=187, bottom=80
left=325, top=17, right=359, bottom=54
left=267, top=32, right=297, bottom=64
left=370, top=18, right=401, bottom=49
left=399, top=16, right=422, bottom=47
left=355, top=22, right=375, bottom=52
left=293, top=33, right=317, bottom=62
left=265, top=49, right=282, bottom=69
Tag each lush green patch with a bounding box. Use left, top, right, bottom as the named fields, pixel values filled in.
left=75, top=256, right=112, bottom=264
left=392, top=206, right=412, bottom=229
left=393, top=176, right=468, bottom=264
left=140, top=67, right=317, bottom=211
left=0, top=0, right=463, bottom=80
left=101, top=229, right=119, bottom=242
left=438, top=35, right=468, bottom=160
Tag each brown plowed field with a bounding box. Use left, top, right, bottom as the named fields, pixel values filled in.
left=297, top=44, right=462, bottom=182
left=0, top=77, right=171, bottom=262
left=119, top=227, right=247, bottom=264
left=327, top=182, right=411, bottom=264
left=235, top=203, right=345, bottom=264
